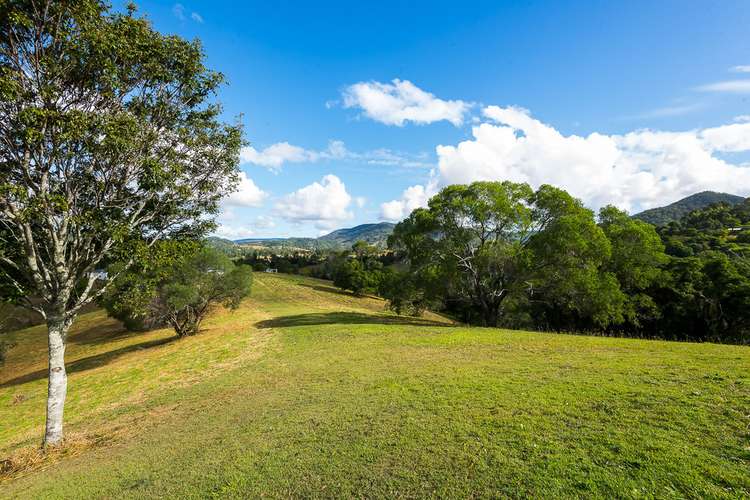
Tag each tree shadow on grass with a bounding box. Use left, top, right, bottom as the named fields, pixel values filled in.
left=68, top=322, right=131, bottom=346
left=298, top=283, right=362, bottom=298
left=0, top=336, right=176, bottom=388
left=255, top=311, right=452, bottom=329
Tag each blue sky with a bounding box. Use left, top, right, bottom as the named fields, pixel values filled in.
left=135, top=1, right=750, bottom=238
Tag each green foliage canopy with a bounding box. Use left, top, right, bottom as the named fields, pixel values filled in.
left=389, top=181, right=622, bottom=327
left=598, top=206, right=668, bottom=327
left=100, top=239, right=200, bottom=331
left=332, top=241, right=383, bottom=296
left=0, top=0, right=242, bottom=319
left=153, top=248, right=252, bottom=337
left=104, top=246, right=252, bottom=337
left=0, top=0, right=242, bottom=445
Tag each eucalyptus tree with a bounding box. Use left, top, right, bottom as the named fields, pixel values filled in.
left=388, top=181, right=620, bottom=327
left=0, top=1, right=242, bottom=446
left=598, top=206, right=668, bottom=327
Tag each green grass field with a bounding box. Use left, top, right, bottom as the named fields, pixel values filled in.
left=1, top=273, right=749, bottom=498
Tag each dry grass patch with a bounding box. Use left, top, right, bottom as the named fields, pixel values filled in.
left=0, top=284, right=276, bottom=459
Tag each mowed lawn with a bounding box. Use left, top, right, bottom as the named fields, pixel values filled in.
left=1, top=273, right=749, bottom=498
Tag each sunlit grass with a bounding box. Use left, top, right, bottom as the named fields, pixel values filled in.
left=1, top=273, right=748, bottom=498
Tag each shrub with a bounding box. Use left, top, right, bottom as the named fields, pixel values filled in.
left=103, top=246, right=252, bottom=337
left=152, top=249, right=253, bottom=337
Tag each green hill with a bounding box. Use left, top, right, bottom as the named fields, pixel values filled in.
left=317, top=222, right=395, bottom=247
left=232, top=236, right=325, bottom=251
left=1, top=273, right=748, bottom=497
left=633, top=191, right=746, bottom=226
left=234, top=222, right=395, bottom=250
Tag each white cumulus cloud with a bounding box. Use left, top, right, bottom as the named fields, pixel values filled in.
left=699, top=122, right=750, bottom=152
left=730, top=65, right=750, bottom=73
left=213, top=224, right=254, bottom=240
left=342, top=79, right=471, bottom=126
left=214, top=173, right=267, bottom=240
left=254, top=215, right=276, bottom=229
left=214, top=211, right=277, bottom=241
left=240, top=142, right=319, bottom=171
left=223, top=171, right=267, bottom=207
left=214, top=206, right=253, bottom=240
left=381, top=106, right=750, bottom=220
left=275, top=174, right=353, bottom=229
left=380, top=181, right=438, bottom=221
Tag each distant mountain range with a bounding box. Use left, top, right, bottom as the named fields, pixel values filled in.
left=229, top=222, right=396, bottom=251
left=632, top=191, right=746, bottom=226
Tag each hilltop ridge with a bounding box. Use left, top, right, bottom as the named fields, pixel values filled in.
left=233, top=222, right=395, bottom=250
left=633, top=191, right=745, bottom=226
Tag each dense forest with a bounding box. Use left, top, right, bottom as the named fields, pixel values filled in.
left=322, top=182, right=750, bottom=344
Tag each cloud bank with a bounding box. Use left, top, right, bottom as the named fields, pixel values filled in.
left=241, top=140, right=431, bottom=172
left=381, top=106, right=750, bottom=220
left=240, top=142, right=320, bottom=171
left=223, top=171, right=267, bottom=207
left=380, top=182, right=438, bottom=221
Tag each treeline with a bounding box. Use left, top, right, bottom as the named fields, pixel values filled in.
left=235, top=251, right=329, bottom=275
left=106, top=181, right=749, bottom=345
left=327, top=182, right=749, bottom=344
left=234, top=244, right=398, bottom=285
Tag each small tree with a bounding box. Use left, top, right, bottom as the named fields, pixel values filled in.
left=0, top=2, right=241, bottom=446
left=151, top=248, right=252, bottom=337
left=100, top=239, right=200, bottom=332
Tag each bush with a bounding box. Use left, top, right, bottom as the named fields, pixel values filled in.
left=100, top=268, right=165, bottom=332
left=100, top=240, right=200, bottom=332
left=103, top=246, right=252, bottom=337
left=152, top=248, right=253, bottom=337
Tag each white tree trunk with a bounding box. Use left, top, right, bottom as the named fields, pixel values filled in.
left=44, top=315, right=71, bottom=447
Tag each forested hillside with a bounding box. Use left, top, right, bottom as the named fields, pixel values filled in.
left=633, top=191, right=745, bottom=226
left=232, top=223, right=395, bottom=250
left=317, top=222, right=395, bottom=247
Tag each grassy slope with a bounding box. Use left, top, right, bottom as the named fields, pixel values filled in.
left=1, top=273, right=749, bottom=498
